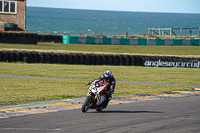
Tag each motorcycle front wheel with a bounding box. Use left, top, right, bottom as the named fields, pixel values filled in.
left=81, top=96, right=94, bottom=113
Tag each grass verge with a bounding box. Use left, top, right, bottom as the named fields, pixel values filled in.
left=1, top=62, right=200, bottom=85
left=1, top=43, right=200, bottom=57
left=0, top=62, right=198, bottom=106
left=0, top=77, right=192, bottom=106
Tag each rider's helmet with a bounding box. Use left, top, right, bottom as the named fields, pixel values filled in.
left=103, top=70, right=113, bottom=81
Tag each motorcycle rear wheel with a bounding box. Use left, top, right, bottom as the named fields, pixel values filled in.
left=81, top=96, right=94, bottom=113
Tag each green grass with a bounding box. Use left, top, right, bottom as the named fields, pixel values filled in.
left=0, top=62, right=197, bottom=106
left=1, top=42, right=200, bottom=106
left=1, top=43, right=200, bottom=57
left=0, top=77, right=83, bottom=105
left=0, top=76, right=191, bottom=106
left=1, top=63, right=200, bottom=85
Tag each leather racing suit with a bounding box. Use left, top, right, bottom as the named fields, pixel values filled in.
left=98, top=74, right=116, bottom=100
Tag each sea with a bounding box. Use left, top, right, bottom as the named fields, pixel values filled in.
left=26, top=7, right=200, bottom=36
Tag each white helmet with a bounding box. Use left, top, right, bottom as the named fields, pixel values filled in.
left=103, top=70, right=113, bottom=81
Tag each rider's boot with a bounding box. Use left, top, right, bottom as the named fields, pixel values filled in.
left=103, top=96, right=112, bottom=109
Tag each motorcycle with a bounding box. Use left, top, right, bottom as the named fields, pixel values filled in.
left=81, top=80, right=110, bottom=113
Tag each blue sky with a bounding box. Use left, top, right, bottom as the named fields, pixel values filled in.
left=27, top=0, right=200, bottom=14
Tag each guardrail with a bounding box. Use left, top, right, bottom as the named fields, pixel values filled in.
left=148, top=27, right=200, bottom=36
left=63, top=36, right=200, bottom=46
left=0, top=33, right=199, bottom=45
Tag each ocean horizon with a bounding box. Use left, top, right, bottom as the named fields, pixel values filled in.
left=27, top=6, right=200, bottom=15
left=26, top=6, right=200, bottom=35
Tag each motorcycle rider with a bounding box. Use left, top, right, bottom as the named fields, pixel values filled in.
left=97, top=70, right=116, bottom=104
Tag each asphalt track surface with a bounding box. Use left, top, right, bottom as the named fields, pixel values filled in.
left=0, top=96, right=200, bottom=133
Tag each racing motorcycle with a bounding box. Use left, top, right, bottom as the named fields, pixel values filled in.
left=81, top=80, right=109, bottom=113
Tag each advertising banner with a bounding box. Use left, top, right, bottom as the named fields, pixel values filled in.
left=144, top=58, right=200, bottom=68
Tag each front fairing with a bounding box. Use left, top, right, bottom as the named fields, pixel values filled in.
left=87, top=81, right=107, bottom=106
left=87, top=81, right=106, bottom=95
